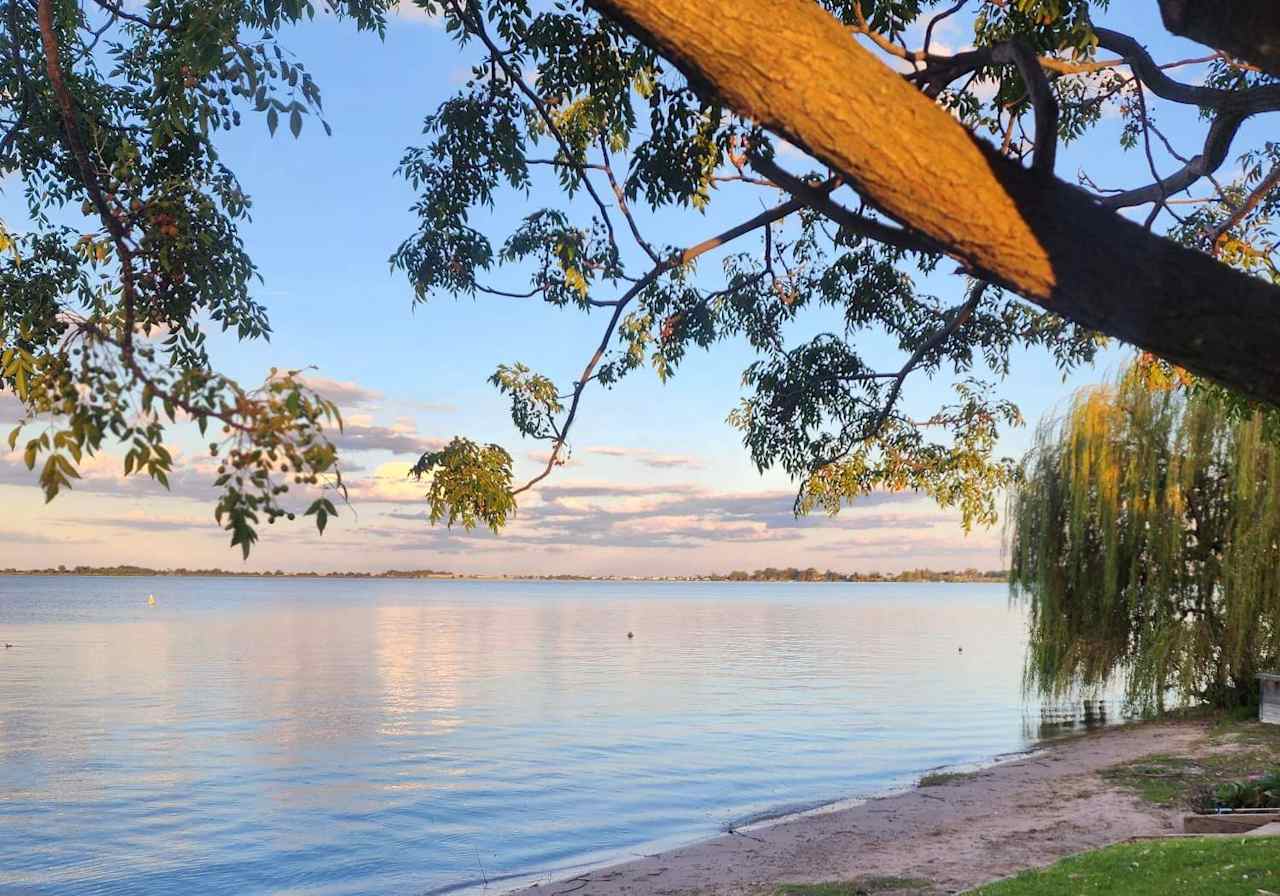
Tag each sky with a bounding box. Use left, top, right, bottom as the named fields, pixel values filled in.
left=0, top=2, right=1253, bottom=575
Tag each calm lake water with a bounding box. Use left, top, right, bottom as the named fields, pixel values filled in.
left=0, top=577, right=1103, bottom=895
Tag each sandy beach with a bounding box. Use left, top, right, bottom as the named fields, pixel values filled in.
left=517, top=721, right=1213, bottom=896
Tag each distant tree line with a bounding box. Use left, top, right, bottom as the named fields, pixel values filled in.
left=715, top=567, right=1007, bottom=583
left=0, top=565, right=455, bottom=578
left=0, top=565, right=1007, bottom=582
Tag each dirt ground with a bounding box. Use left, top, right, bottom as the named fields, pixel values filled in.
left=513, top=720, right=1227, bottom=896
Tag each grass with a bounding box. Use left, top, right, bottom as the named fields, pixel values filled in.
left=966, top=837, right=1280, bottom=895
left=918, top=770, right=979, bottom=787
left=1099, top=754, right=1204, bottom=807
left=775, top=877, right=935, bottom=896
left=1101, top=714, right=1280, bottom=810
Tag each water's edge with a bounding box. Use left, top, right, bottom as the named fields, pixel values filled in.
left=439, top=739, right=1069, bottom=896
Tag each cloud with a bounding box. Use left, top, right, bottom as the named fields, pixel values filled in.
left=0, top=391, right=21, bottom=419
left=0, top=444, right=221, bottom=503
left=360, top=482, right=950, bottom=554
left=296, top=375, right=384, bottom=409
left=364, top=481, right=951, bottom=555
left=528, top=449, right=581, bottom=468
left=582, top=445, right=704, bottom=470
left=0, top=529, right=99, bottom=547
left=538, top=481, right=703, bottom=499
left=639, top=453, right=702, bottom=470
left=342, top=461, right=430, bottom=505
left=330, top=415, right=446, bottom=455
left=91, top=516, right=221, bottom=534
left=409, top=401, right=458, bottom=414
left=833, top=539, right=998, bottom=561
left=292, top=374, right=454, bottom=417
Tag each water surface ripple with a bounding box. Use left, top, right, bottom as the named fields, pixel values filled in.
left=0, top=578, right=1085, bottom=895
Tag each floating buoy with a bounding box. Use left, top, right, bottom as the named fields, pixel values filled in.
left=147, top=594, right=157, bottom=607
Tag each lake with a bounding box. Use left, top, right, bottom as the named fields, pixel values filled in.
left=0, top=577, right=1106, bottom=895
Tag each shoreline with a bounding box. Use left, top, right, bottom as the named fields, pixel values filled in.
left=498, top=720, right=1208, bottom=896
left=0, top=571, right=1008, bottom=584
left=426, top=743, right=1055, bottom=896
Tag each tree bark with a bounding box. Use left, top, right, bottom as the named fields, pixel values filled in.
left=1158, top=0, right=1280, bottom=77
left=584, top=0, right=1280, bottom=408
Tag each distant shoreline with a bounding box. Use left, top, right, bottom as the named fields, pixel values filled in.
left=0, top=566, right=1008, bottom=584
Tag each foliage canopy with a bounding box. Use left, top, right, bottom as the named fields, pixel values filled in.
left=2, top=0, right=1280, bottom=553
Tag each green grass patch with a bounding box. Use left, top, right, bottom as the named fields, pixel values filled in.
left=967, top=837, right=1280, bottom=895
left=918, top=770, right=979, bottom=787
left=1102, top=716, right=1280, bottom=810
left=775, top=877, right=934, bottom=896
left=1099, top=755, right=1204, bottom=807
left=1212, top=714, right=1280, bottom=750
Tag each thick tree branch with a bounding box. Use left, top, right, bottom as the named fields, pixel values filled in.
left=583, top=0, right=1280, bottom=407
left=1158, top=0, right=1280, bottom=78
left=991, top=39, right=1058, bottom=176
left=1092, top=28, right=1280, bottom=108
left=1090, top=27, right=1280, bottom=209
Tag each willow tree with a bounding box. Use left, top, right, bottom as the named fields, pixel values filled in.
left=1008, top=361, right=1280, bottom=710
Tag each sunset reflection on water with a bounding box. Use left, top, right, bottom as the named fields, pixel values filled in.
left=0, top=578, right=1097, bottom=896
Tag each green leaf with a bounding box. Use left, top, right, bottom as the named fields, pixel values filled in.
left=267, top=107, right=279, bottom=135
left=289, top=107, right=302, bottom=138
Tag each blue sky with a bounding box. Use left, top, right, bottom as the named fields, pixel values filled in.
left=0, top=3, right=1247, bottom=574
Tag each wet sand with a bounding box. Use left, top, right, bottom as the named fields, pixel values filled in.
left=517, top=720, right=1208, bottom=896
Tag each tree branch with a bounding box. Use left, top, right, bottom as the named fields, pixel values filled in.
left=583, top=0, right=1280, bottom=407
left=443, top=0, right=621, bottom=257
left=598, top=136, right=660, bottom=264
left=510, top=192, right=822, bottom=495
left=750, top=154, right=940, bottom=254
left=1211, top=162, right=1280, bottom=254
left=991, top=39, right=1058, bottom=176
left=37, top=0, right=138, bottom=356
left=1157, top=0, right=1280, bottom=77
left=852, top=280, right=988, bottom=450
left=1098, top=108, right=1246, bottom=210
left=88, top=0, right=172, bottom=31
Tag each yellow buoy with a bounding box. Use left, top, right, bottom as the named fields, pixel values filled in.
left=147, top=594, right=157, bottom=607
